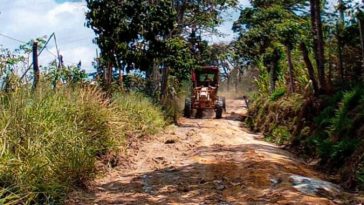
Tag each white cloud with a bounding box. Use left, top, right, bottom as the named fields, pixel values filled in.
left=0, top=0, right=97, bottom=73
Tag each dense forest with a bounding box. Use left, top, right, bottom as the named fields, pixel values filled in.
left=1, top=0, right=364, bottom=204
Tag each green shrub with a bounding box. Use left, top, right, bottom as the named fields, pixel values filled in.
left=311, top=135, right=358, bottom=166
left=278, top=93, right=303, bottom=113
left=331, top=139, right=359, bottom=161
left=313, top=91, right=344, bottom=129
left=270, top=88, right=286, bottom=101
left=330, top=88, right=364, bottom=137
left=266, top=126, right=291, bottom=145
left=314, top=106, right=336, bottom=129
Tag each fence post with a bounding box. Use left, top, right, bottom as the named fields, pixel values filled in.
left=32, top=41, right=39, bottom=89
left=243, top=96, right=249, bottom=109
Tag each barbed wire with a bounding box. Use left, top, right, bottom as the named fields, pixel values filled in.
left=0, top=31, right=90, bottom=71
left=45, top=48, right=57, bottom=58
left=0, top=32, right=27, bottom=44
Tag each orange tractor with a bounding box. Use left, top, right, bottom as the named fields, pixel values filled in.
left=184, top=66, right=226, bottom=119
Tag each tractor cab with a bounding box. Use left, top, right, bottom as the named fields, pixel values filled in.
left=192, top=67, right=219, bottom=88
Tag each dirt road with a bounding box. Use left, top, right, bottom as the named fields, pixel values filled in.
left=68, top=99, right=355, bottom=205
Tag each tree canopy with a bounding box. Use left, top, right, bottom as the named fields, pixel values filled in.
left=86, top=0, right=238, bottom=84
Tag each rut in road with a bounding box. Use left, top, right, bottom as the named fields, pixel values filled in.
left=68, top=99, right=354, bottom=205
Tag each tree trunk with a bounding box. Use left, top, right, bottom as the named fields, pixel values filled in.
left=286, top=45, right=295, bottom=93
left=114, top=55, right=123, bottom=86
left=300, top=42, right=319, bottom=95
left=103, top=67, right=107, bottom=83
left=358, top=15, right=364, bottom=72
left=222, top=64, right=231, bottom=92
left=235, top=68, right=242, bottom=92
left=151, top=59, right=161, bottom=95
left=118, top=67, right=123, bottom=85
left=108, top=64, right=113, bottom=84
left=32, top=42, right=39, bottom=90
left=268, top=49, right=280, bottom=94
left=337, top=36, right=344, bottom=81
left=337, top=0, right=345, bottom=82
left=327, top=53, right=334, bottom=92
left=269, top=64, right=276, bottom=94
left=310, top=0, right=326, bottom=92
left=160, top=66, right=169, bottom=99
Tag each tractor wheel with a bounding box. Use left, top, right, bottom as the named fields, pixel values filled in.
left=221, top=97, right=226, bottom=112
left=218, top=96, right=226, bottom=112
left=184, top=98, right=192, bottom=118
left=216, top=100, right=223, bottom=119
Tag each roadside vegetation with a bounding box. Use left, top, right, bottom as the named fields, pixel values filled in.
left=237, top=0, right=364, bottom=191
left=0, top=85, right=166, bottom=204
left=246, top=86, right=364, bottom=189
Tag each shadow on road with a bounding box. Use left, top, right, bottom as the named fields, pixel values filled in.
left=74, top=143, right=339, bottom=205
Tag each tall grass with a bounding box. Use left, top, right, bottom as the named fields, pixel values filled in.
left=112, top=92, right=166, bottom=137
left=0, top=87, right=166, bottom=204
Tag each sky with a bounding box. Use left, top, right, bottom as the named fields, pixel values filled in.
left=0, top=0, right=97, bottom=72
left=0, top=0, right=339, bottom=73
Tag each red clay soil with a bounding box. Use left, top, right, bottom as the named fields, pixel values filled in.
left=67, top=99, right=360, bottom=205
